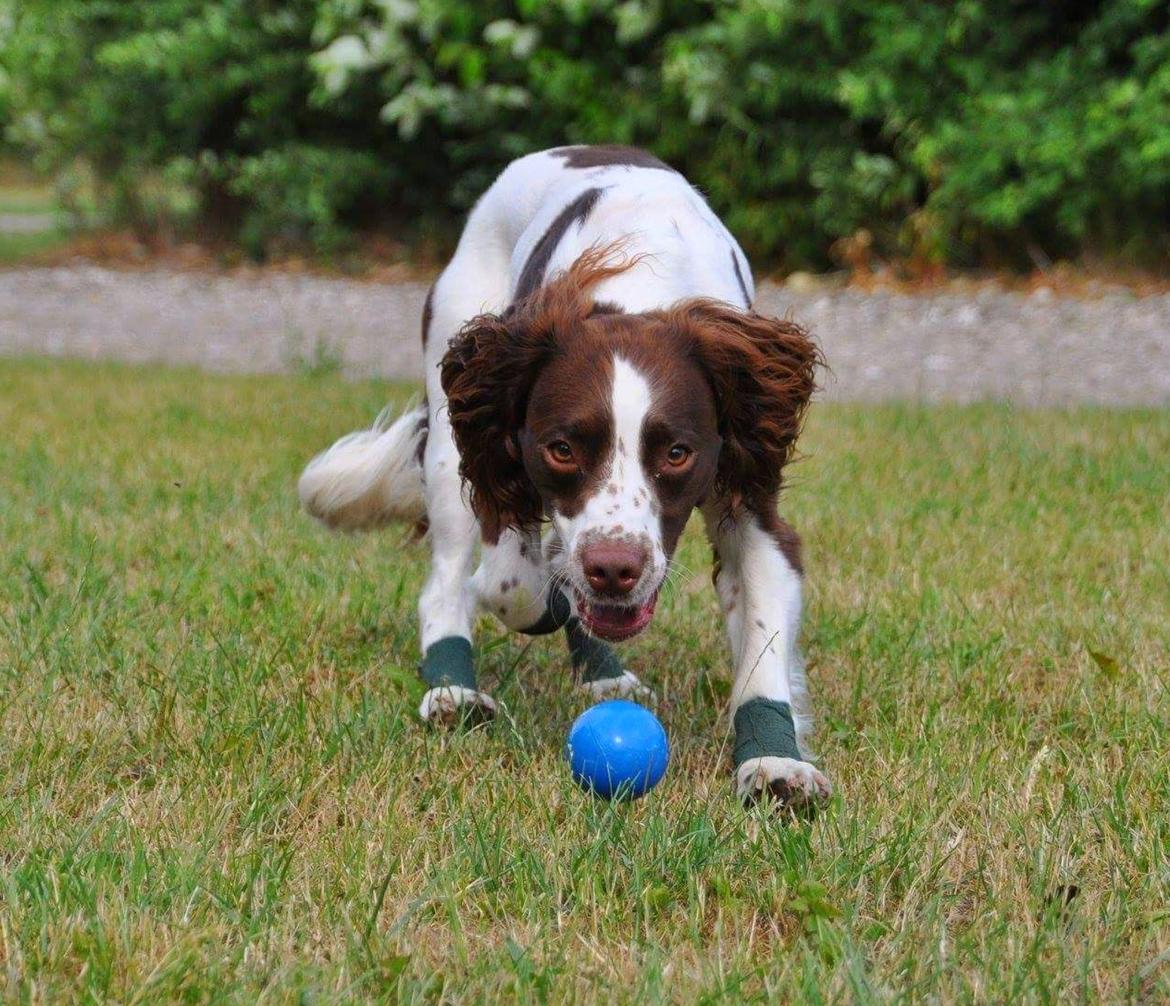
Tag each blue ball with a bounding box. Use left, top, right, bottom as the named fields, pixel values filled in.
left=565, top=700, right=669, bottom=800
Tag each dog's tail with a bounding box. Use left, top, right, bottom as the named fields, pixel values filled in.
left=298, top=402, right=428, bottom=531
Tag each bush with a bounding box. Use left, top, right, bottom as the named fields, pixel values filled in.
left=2, top=0, right=1168, bottom=267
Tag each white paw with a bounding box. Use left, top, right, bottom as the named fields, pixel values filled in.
left=735, top=756, right=831, bottom=812
left=579, top=670, right=655, bottom=701
left=418, top=686, right=498, bottom=727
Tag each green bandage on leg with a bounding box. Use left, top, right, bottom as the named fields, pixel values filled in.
left=516, top=587, right=625, bottom=683
left=420, top=636, right=477, bottom=690
left=733, top=698, right=803, bottom=767
left=566, top=618, right=625, bottom=684
left=518, top=587, right=573, bottom=636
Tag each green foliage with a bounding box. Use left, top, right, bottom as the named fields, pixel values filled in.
left=2, top=0, right=1168, bottom=265
left=0, top=74, right=9, bottom=150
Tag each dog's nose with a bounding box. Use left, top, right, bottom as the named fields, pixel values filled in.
left=582, top=542, right=647, bottom=596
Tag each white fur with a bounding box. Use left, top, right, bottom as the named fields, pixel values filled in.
left=418, top=685, right=498, bottom=724
left=472, top=527, right=549, bottom=631
left=735, top=756, right=831, bottom=806
left=416, top=217, right=515, bottom=651
left=703, top=505, right=814, bottom=756
left=298, top=403, right=426, bottom=530
left=579, top=670, right=654, bottom=700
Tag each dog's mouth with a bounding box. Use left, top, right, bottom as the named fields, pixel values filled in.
left=574, top=588, right=659, bottom=642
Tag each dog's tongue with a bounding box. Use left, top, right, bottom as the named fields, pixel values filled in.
left=579, top=591, right=658, bottom=642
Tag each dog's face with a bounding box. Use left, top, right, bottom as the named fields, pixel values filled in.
left=518, top=323, right=722, bottom=640
left=441, top=249, right=818, bottom=641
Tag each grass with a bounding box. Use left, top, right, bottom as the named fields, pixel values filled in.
left=0, top=357, right=1167, bottom=1003
left=0, top=160, right=75, bottom=265
left=0, top=229, right=74, bottom=264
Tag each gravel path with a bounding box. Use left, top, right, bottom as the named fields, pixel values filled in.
left=2, top=264, right=1168, bottom=406
left=0, top=213, right=57, bottom=234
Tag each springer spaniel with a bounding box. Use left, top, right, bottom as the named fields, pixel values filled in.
left=300, top=145, right=830, bottom=809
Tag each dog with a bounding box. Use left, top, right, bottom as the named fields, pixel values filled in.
left=299, top=145, right=830, bottom=809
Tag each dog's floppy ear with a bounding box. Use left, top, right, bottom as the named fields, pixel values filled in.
left=673, top=300, right=820, bottom=514
left=441, top=243, right=640, bottom=541
left=440, top=307, right=555, bottom=542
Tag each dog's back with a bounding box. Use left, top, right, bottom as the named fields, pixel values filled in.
left=458, top=144, right=754, bottom=317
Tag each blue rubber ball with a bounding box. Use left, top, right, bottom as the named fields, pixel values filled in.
left=565, top=700, right=669, bottom=800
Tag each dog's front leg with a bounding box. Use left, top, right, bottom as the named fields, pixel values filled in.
left=703, top=504, right=831, bottom=811
left=473, top=527, right=553, bottom=632
left=416, top=402, right=497, bottom=726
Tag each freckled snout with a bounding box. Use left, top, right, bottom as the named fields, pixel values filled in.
left=582, top=542, right=648, bottom=597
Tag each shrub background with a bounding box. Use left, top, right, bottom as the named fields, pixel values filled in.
left=2, top=0, right=1168, bottom=267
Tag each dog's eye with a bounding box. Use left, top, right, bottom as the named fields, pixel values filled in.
left=545, top=440, right=576, bottom=468
left=665, top=444, right=692, bottom=468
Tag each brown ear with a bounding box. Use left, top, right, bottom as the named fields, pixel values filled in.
left=440, top=244, right=639, bottom=540
left=439, top=308, right=553, bottom=542
left=673, top=300, right=820, bottom=514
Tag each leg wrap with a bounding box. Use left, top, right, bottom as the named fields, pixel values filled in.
left=420, top=636, right=477, bottom=690
left=733, top=698, right=802, bottom=767
left=518, top=588, right=625, bottom=684
left=518, top=587, right=573, bottom=636
left=566, top=619, right=625, bottom=684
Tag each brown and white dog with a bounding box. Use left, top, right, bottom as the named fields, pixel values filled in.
left=299, top=145, right=830, bottom=809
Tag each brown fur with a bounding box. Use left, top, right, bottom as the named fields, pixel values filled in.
left=420, top=282, right=435, bottom=347
left=668, top=300, right=819, bottom=522
left=514, top=188, right=604, bottom=301
left=553, top=145, right=675, bottom=172
left=441, top=246, right=636, bottom=541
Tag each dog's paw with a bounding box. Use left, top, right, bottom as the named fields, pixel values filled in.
left=735, top=756, right=831, bottom=814
left=579, top=670, right=655, bottom=701
left=418, top=686, right=497, bottom=728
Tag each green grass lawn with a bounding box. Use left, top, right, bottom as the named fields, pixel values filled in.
left=1, top=357, right=1167, bottom=1003
left=0, top=160, right=76, bottom=264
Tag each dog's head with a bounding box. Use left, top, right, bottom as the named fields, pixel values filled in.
left=440, top=247, right=818, bottom=641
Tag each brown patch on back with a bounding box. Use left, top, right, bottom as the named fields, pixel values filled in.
left=553, top=145, right=675, bottom=172
left=421, top=282, right=436, bottom=347
left=514, top=187, right=604, bottom=302
left=414, top=404, right=429, bottom=467
left=730, top=249, right=752, bottom=308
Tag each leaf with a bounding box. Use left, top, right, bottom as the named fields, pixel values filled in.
left=1087, top=647, right=1120, bottom=679
left=643, top=883, right=673, bottom=913
left=378, top=953, right=410, bottom=983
